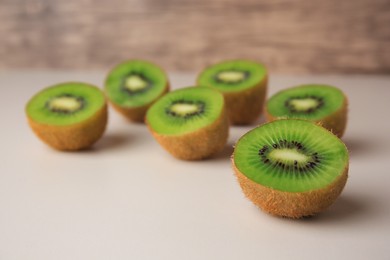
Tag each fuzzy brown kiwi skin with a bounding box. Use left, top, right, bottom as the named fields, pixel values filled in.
left=105, top=60, right=170, bottom=123
left=232, top=134, right=349, bottom=219
left=107, top=82, right=169, bottom=123
left=197, top=71, right=268, bottom=125
left=27, top=104, right=108, bottom=151
left=146, top=106, right=229, bottom=160
left=265, top=95, right=348, bottom=138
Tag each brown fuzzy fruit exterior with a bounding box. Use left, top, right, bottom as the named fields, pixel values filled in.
left=198, top=75, right=268, bottom=125
left=147, top=108, right=229, bottom=160
left=232, top=159, right=348, bottom=218
left=27, top=104, right=108, bottom=151
left=108, top=83, right=169, bottom=123
left=265, top=96, right=348, bottom=138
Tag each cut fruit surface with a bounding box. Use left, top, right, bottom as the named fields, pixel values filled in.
left=146, top=87, right=224, bottom=135
left=26, top=83, right=105, bottom=126
left=234, top=119, right=349, bottom=192
left=266, top=84, right=345, bottom=121
left=105, top=60, right=168, bottom=108
left=197, top=60, right=266, bottom=92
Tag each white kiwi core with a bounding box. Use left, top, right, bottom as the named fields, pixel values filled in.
left=289, top=98, right=319, bottom=112
left=269, top=148, right=310, bottom=164
left=217, top=71, right=246, bottom=83
left=125, top=75, right=148, bottom=91
left=48, top=96, right=82, bottom=112
left=170, top=103, right=201, bottom=117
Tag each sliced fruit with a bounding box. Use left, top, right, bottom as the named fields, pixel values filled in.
left=266, top=84, right=348, bottom=137
left=105, top=60, right=169, bottom=122
left=232, top=119, right=349, bottom=218
left=26, top=82, right=107, bottom=150
left=146, top=87, right=229, bottom=160
left=197, top=59, right=268, bottom=125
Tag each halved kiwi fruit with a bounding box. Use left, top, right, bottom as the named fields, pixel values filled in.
left=265, top=84, right=348, bottom=137
left=232, top=119, right=349, bottom=218
left=26, top=82, right=107, bottom=150
left=197, top=59, right=268, bottom=125
left=105, top=60, right=169, bottom=122
left=146, top=87, right=229, bottom=160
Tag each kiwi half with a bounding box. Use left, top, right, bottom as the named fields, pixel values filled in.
left=146, top=87, right=229, bottom=160
left=232, top=119, right=349, bottom=218
left=105, top=60, right=169, bottom=122
left=265, top=84, right=348, bottom=137
left=26, top=82, right=107, bottom=150
left=197, top=59, right=268, bottom=125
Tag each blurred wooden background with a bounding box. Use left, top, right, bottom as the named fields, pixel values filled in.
left=0, top=0, right=389, bottom=74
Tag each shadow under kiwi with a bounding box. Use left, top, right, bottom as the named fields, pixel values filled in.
left=343, top=136, right=380, bottom=158
left=75, top=132, right=133, bottom=153
left=251, top=113, right=267, bottom=126
left=296, top=193, right=379, bottom=224
left=212, top=142, right=235, bottom=161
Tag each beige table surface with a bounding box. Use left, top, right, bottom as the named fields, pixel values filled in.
left=0, top=71, right=389, bottom=260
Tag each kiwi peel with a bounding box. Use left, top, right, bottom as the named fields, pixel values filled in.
left=26, top=82, right=107, bottom=150
left=105, top=60, right=169, bottom=122
left=232, top=119, right=349, bottom=218
left=197, top=60, right=268, bottom=125
left=146, top=87, right=229, bottom=160
left=265, top=84, right=348, bottom=137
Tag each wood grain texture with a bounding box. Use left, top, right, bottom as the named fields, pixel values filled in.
left=0, top=0, right=389, bottom=74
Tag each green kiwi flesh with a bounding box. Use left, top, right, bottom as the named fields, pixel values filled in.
left=197, top=60, right=266, bottom=92
left=105, top=60, right=168, bottom=109
left=26, top=82, right=105, bottom=126
left=233, top=119, right=349, bottom=217
left=146, top=87, right=224, bottom=135
left=266, top=84, right=348, bottom=137
left=266, top=84, right=345, bottom=121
